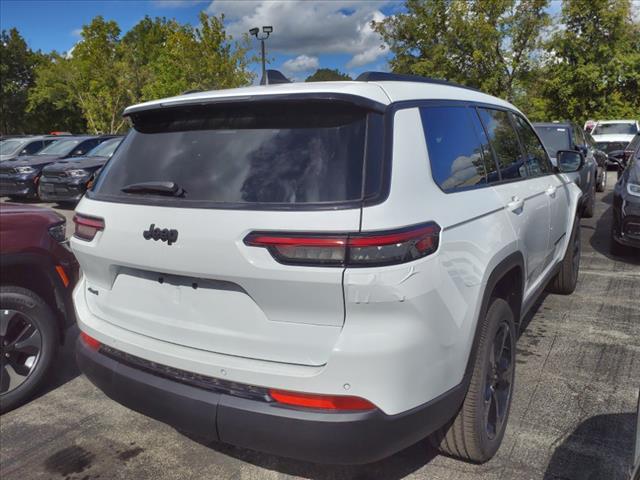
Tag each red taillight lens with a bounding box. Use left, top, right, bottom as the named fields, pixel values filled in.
left=73, top=214, right=104, bottom=241
left=80, top=331, right=101, bottom=351
left=269, top=389, right=376, bottom=411
left=244, top=222, right=440, bottom=267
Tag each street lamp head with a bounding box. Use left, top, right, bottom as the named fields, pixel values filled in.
left=263, top=26, right=273, bottom=34
left=249, top=27, right=260, bottom=37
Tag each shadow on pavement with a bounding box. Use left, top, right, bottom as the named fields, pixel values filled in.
left=543, top=412, right=636, bottom=480
left=188, top=435, right=439, bottom=480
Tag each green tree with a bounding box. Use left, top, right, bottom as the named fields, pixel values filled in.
left=29, top=16, right=129, bottom=134
left=120, top=16, right=180, bottom=103
left=0, top=28, right=38, bottom=133
left=305, top=68, right=352, bottom=82
left=373, top=0, right=551, bottom=101
left=143, top=12, right=254, bottom=99
left=539, top=0, right=640, bottom=122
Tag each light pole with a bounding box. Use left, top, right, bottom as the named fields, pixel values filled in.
left=249, top=26, right=273, bottom=84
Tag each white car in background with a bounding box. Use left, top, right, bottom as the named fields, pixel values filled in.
left=591, top=120, right=639, bottom=166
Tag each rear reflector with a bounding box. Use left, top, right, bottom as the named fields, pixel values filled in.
left=73, top=214, right=104, bottom=241
left=244, top=222, right=440, bottom=267
left=80, top=331, right=101, bottom=351
left=269, top=389, right=376, bottom=411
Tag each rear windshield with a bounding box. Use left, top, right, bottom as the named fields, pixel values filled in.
left=93, top=103, right=370, bottom=207
left=533, top=126, right=571, bottom=157
left=592, top=123, right=638, bottom=135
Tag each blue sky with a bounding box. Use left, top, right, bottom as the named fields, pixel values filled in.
left=0, top=0, right=407, bottom=81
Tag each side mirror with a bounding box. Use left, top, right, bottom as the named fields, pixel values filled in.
left=557, top=150, right=584, bottom=173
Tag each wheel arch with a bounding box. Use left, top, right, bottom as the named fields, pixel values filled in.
left=0, top=253, right=73, bottom=342
left=463, top=251, right=524, bottom=378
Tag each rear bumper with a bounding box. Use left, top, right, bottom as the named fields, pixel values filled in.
left=77, top=339, right=467, bottom=464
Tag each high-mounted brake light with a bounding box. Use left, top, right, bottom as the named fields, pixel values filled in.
left=73, top=214, right=104, bottom=241
left=244, top=222, right=440, bottom=267
left=80, top=331, right=101, bottom=351
left=269, top=389, right=376, bottom=411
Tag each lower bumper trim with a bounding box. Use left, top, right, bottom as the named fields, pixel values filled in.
left=77, top=340, right=468, bottom=464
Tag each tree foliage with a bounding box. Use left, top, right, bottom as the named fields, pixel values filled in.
left=1, top=28, right=39, bottom=133
left=305, top=68, right=352, bottom=82
left=18, top=12, right=253, bottom=134
left=374, top=0, right=551, bottom=101
left=538, top=0, right=640, bottom=122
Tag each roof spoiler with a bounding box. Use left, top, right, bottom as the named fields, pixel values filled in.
left=260, top=69, right=291, bottom=86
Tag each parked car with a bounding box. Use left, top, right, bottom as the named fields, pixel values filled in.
left=533, top=122, right=604, bottom=217
left=72, top=71, right=583, bottom=465
left=592, top=120, right=639, bottom=166
left=0, top=136, right=114, bottom=200
left=611, top=134, right=640, bottom=255
left=39, top=136, right=124, bottom=204
left=608, top=134, right=640, bottom=170
left=0, top=204, right=79, bottom=412
left=0, top=136, right=59, bottom=162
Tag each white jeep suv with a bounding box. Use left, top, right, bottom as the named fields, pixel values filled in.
left=71, top=72, right=583, bottom=465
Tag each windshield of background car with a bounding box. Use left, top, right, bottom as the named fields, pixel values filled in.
left=592, top=123, right=638, bottom=135
left=0, top=139, right=26, bottom=155
left=93, top=102, right=371, bottom=206
left=534, top=126, right=571, bottom=157
left=36, top=139, right=80, bottom=156
left=86, top=137, right=122, bottom=157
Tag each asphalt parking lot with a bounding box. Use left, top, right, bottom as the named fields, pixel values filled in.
left=1, top=181, right=639, bottom=480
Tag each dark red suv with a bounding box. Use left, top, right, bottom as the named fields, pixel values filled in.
left=0, top=203, right=78, bottom=412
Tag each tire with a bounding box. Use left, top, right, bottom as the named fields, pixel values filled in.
left=0, top=286, right=59, bottom=413
left=596, top=169, right=606, bottom=192
left=429, top=298, right=516, bottom=463
left=582, top=188, right=595, bottom=218
left=610, top=217, right=629, bottom=257
left=547, top=216, right=581, bottom=294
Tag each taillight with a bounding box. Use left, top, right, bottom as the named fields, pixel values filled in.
left=269, top=389, right=376, bottom=411
left=73, top=214, right=104, bottom=241
left=80, top=331, right=101, bottom=351
left=244, top=222, right=440, bottom=267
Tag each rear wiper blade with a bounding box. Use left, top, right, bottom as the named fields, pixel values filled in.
left=121, top=181, right=185, bottom=197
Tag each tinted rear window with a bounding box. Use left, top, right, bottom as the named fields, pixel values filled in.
left=94, top=103, right=370, bottom=206
left=533, top=126, right=571, bottom=157
left=478, top=108, right=526, bottom=180
left=420, top=106, right=494, bottom=192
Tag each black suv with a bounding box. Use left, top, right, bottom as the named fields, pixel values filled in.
left=39, top=136, right=123, bottom=204
left=0, top=136, right=114, bottom=200
left=611, top=135, right=640, bottom=255
left=534, top=122, right=608, bottom=218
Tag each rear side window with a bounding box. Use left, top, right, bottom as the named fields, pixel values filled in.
left=420, top=106, right=493, bottom=192
left=94, top=103, right=370, bottom=206
left=478, top=108, right=526, bottom=180
left=511, top=115, right=552, bottom=175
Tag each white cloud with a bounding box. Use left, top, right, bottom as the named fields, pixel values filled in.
left=208, top=1, right=391, bottom=69
left=71, top=28, right=82, bottom=38
left=282, top=55, right=320, bottom=75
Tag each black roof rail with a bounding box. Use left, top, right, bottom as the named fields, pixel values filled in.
left=355, top=71, right=481, bottom=92
left=260, top=69, right=291, bottom=85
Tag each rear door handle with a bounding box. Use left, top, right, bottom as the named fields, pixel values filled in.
left=507, top=196, right=524, bottom=212
left=545, top=185, right=557, bottom=197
